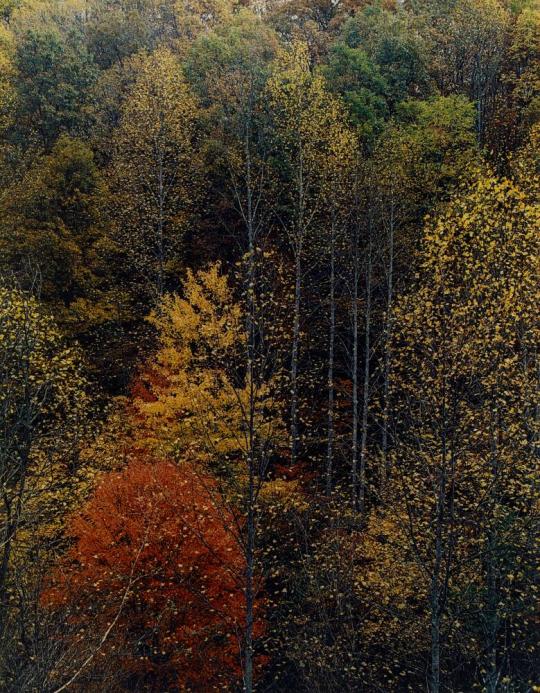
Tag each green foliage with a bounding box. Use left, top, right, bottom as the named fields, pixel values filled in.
left=11, top=27, right=98, bottom=149
left=85, top=0, right=177, bottom=69
left=339, top=4, right=431, bottom=105
left=185, top=8, right=279, bottom=106
left=322, top=41, right=388, bottom=140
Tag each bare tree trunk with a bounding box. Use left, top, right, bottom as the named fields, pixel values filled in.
left=325, top=213, right=336, bottom=495
left=223, top=99, right=265, bottom=691
left=289, top=146, right=305, bottom=469
left=430, top=478, right=444, bottom=693
left=243, top=118, right=256, bottom=693
left=483, top=530, right=499, bottom=693
left=156, top=152, right=165, bottom=298
left=359, top=233, right=372, bottom=514
left=290, top=249, right=301, bottom=468
left=483, top=409, right=501, bottom=693
left=351, top=228, right=360, bottom=510
left=430, top=601, right=441, bottom=693
left=350, top=169, right=362, bottom=511
left=381, top=195, right=395, bottom=488
left=430, top=393, right=448, bottom=693
left=244, top=471, right=255, bottom=693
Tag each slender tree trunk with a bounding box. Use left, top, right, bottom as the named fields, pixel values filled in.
left=351, top=232, right=360, bottom=510
left=243, top=119, right=256, bottom=693
left=244, top=471, right=255, bottom=693
left=326, top=213, right=336, bottom=495
left=381, top=197, right=395, bottom=487
left=0, top=495, right=13, bottom=626
left=484, top=528, right=499, bottom=693
left=430, top=482, right=444, bottom=693
left=290, top=146, right=304, bottom=469
left=225, top=101, right=262, bottom=692
left=290, top=249, right=301, bottom=468
left=359, top=234, right=372, bottom=514
left=351, top=170, right=361, bottom=511
left=156, top=153, right=165, bottom=298
left=430, top=393, right=448, bottom=693
left=430, top=603, right=441, bottom=693
left=484, top=409, right=501, bottom=693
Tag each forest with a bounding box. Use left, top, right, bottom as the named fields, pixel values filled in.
left=0, top=0, right=538, bottom=690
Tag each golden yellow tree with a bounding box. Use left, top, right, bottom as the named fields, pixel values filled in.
left=388, top=170, right=539, bottom=692
left=109, top=47, right=202, bottom=301
left=136, top=263, right=247, bottom=463
left=0, top=24, right=16, bottom=188
left=0, top=25, right=14, bottom=136
left=0, top=285, right=89, bottom=683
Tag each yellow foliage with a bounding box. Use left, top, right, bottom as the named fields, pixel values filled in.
left=0, top=286, right=90, bottom=586
left=109, top=47, right=202, bottom=298
left=136, top=263, right=285, bottom=482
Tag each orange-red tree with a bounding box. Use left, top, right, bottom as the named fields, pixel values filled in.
left=44, top=458, right=264, bottom=691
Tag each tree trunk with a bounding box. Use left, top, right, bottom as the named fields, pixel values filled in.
left=326, top=214, right=336, bottom=495
left=156, top=152, right=165, bottom=298
left=243, top=118, right=256, bottom=693
left=430, top=392, right=448, bottom=693
left=381, top=197, right=395, bottom=487
left=429, top=606, right=441, bottom=693
left=351, top=223, right=360, bottom=510
left=484, top=410, right=501, bottom=693
left=359, top=234, right=372, bottom=514
left=290, top=249, right=301, bottom=468
left=244, top=473, right=255, bottom=693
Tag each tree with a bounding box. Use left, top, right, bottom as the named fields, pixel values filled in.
left=337, top=4, right=431, bottom=109
left=184, top=8, right=279, bottom=266
left=10, top=25, right=98, bottom=151
left=389, top=171, right=539, bottom=691
left=367, top=124, right=419, bottom=489
left=134, top=263, right=250, bottom=465
left=109, top=48, right=203, bottom=302
left=0, top=23, right=16, bottom=188
left=267, top=41, right=353, bottom=474
left=185, top=8, right=279, bottom=109
left=431, top=0, right=510, bottom=142
left=187, top=17, right=283, bottom=687
left=0, top=134, right=138, bottom=389
left=44, top=457, right=263, bottom=691
left=395, top=94, right=478, bottom=200
left=319, top=114, right=357, bottom=496
left=174, top=0, right=239, bottom=48
left=0, top=284, right=89, bottom=688
left=273, top=502, right=425, bottom=691
left=0, top=136, right=117, bottom=324
left=322, top=40, right=389, bottom=143
left=134, top=263, right=286, bottom=691
left=0, top=24, right=15, bottom=138
left=86, top=0, right=177, bottom=69
left=488, top=4, right=540, bottom=156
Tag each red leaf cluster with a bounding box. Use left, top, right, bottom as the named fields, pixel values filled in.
left=44, top=458, right=262, bottom=691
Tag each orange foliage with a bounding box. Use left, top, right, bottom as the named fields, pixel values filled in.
left=44, top=458, right=264, bottom=691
